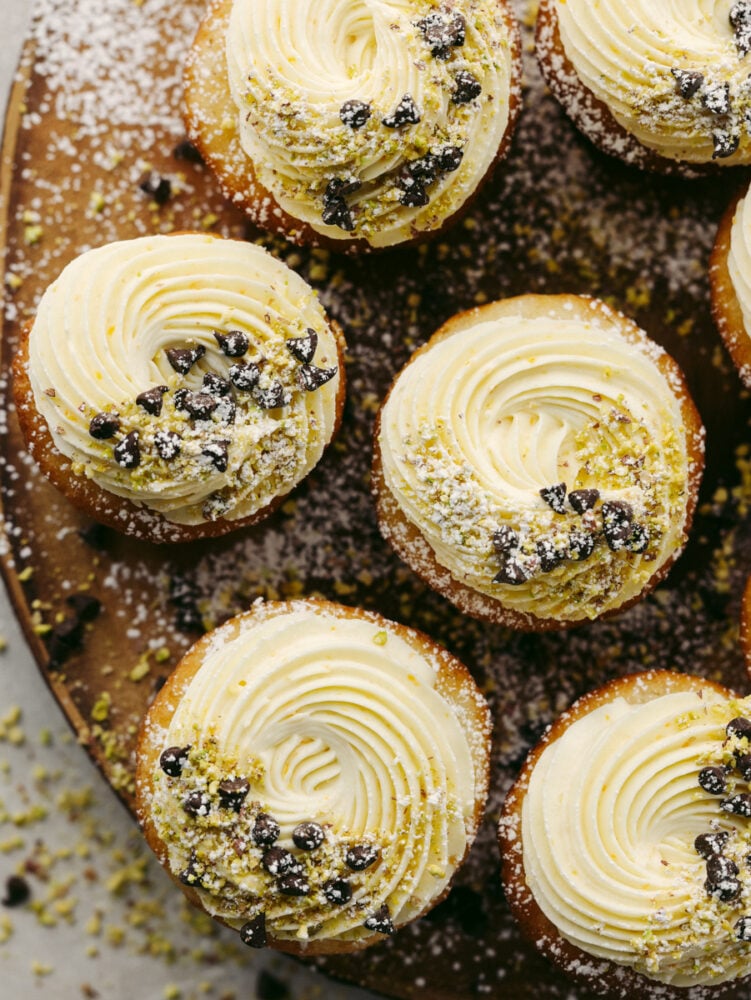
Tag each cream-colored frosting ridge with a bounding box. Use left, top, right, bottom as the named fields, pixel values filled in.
left=728, top=191, right=751, bottom=339
left=225, top=0, right=518, bottom=247
left=520, top=688, right=751, bottom=986
left=27, top=234, right=341, bottom=525
left=378, top=303, right=696, bottom=622
left=146, top=603, right=488, bottom=945
left=551, top=0, right=751, bottom=165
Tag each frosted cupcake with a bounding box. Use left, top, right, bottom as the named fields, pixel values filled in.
left=710, top=182, right=751, bottom=385
left=135, top=600, right=491, bottom=953
left=184, top=0, right=522, bottom=249
left=373, top=294, right=704, bottom=629
left=537, top=0, right=751, bottom=173
left=500, top=670, right=751, bottom=997
left=12, top=233, right=345, bottom=542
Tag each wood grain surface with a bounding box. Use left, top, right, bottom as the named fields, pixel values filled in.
left=3, top=2, right=751, bottom=998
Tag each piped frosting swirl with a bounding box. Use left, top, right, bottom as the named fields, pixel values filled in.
left=727, top=190, right=751, bottom=339
left=548, top=0, right=751, bottom=165
left=377, top=298, right=700, bottom=623
left=225, top=0, right=519, bottom=247
left=26, top=234, right=342, bottom=526
left=520, top=687, right=751, bottom=987
left=142, top=602, right=489, bottom=947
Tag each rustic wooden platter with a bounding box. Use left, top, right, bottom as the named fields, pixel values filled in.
left=3, top=2, right=751, bottom=998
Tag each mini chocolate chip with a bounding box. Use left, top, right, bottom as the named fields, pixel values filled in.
left=452, top=69, right=482, bottom=105
left=398, top=178, right=430, bottom=207
left=253, top=813, right=281, bottom=847
left=214, top=330, right=249, bottom=357
left=218, top=777, right=250, bottom=811
left=713, top=130, right=741, bottom=159
left=138, top=171, right=171, bottom=205
left=707, top=855, right=739, bottom=882
left=2, top=875, right=30, bottom=907
left=706, top=875, right=742, bottom=902
left=626, top=524, right=650, bottom=554
left=172, top=139, right=204, bottom=164
left=159, top=745, right=190, bottom=777
left=183, top=791, right=211, bottom=818
left=322, top=196, right=355, bottom=231
left=569, top=488, right=600, bottom=514
left=287, top=330, right=318, bottom=364
left=262, top=847, right=300, bottom=877
left=154, top=429, right=182, bottom=460
left=403, top=154, right=437, bottom=184
left=340, top=100, right=371, bottom=128
left=240, top=913, right=267, bottom=948
left=89, top=412, right=120, bottom=440
left=66, top=593, right=102, bottom=623
left=229, top=362, right=261, bottom=392
left=434, top=145, right=463, bottom=173
left=166, top=344, right=205, bottom=374
left=46, top=617, right=84, bottom=670
left=323, top=878, right=353, bottom=905
left=297, top=364, right=338, bottom=391
left=738, top=753, right=751, bottom=780
left=382, top=94, right=421, bottom=128
left=178, top=391, right=219, bottom=420
left=345, top=843, right=380, bottom=871
left=728, top=717, right=751, bottom=741
left=602, top=500, right=634, bottom=550
left=698, top=766, right=727, bottom=795
left=114, top=431, right=141, bottom=469
left=203, top=371, right=232, bottom=397
left=493, top=526, right=519, bottom=555
left=737, top=915, right=751, bottom=941
left=202, top=440, right=229, bottom=472
left=325, top=177, right=362, bottom=202
left=215, top=396, right=237, bottom=425
left=136, top=385, right=169, bottom=416
left=539, top=482, right=567, bottom=514
left=671, top=68, right=704, bottom=99
left=536, top=539, right=566, bottom=573
left=695, top=831, right=730, bottom=858
left=292, top=822, right=325, bottom=851
left=416, top=11, right=465, bottom=58
left=702, top=82, right=731, bottom=116
left=178, top=853, right=207, bottom=889
left=363, top=903, right=395, bottom=935
left=722, top=793, right=751, bottom=817
left=277, top=872, right=310, bottom=896
left=253, top=381, right=287, bottom=409
left=493, top=559, right=529, bottom=585
left=731, top=2, right=751, bottom=56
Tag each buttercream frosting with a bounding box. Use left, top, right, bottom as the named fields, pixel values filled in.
left=144, top=603, right=488, bottom=945
left=27, top=234, right=341, bottom=525
left=728, top=190, right=751, bottom=339
left=521, top=688, right=751, bottom=986
left=225, top=0, right=518, bottom=247
left=377, top=301, right=698, bottom=622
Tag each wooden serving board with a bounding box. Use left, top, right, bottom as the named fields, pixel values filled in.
left=3, top=2, right=751, bottom=997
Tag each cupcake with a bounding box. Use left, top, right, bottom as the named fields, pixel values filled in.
left=499, top=670, right=751, bottom=997
left=135, top=599, right=491, bottom=954
left=184, top=0, right=522, bottom=250
left=710, top=183, right=751, bottom=386
left=12, top=233, right=345, bottom=543
left=537, top=0, right=751, bottom=173
left=372, top=293, right=704, bottom=630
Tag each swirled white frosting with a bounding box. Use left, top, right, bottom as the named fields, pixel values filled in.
left=146, top=603, right=487, bottom=945
left=377, top=303, right=696, bottom=622
left=520, top=688, right=751, bottom=986
left=225, top=0, right=517, bottom=247
left=550, top=0, right=751, bottom=165
left=728, top=191, right=751, bottom=339
left=27, top=234, right=341, bottom=526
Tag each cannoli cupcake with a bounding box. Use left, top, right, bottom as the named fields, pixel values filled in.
left=372, top=294, right=704, bottom=630
left=537, top=0, right=751, bottom=173
left=710, top=183, right=751, bottom=385
left=135, top=600, right=491, bottom=953
left=12, top=233, right=345, bottom=543
left=184, top=0, right=522, bottom=250
left=499, top=670, right=751, bottom=998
